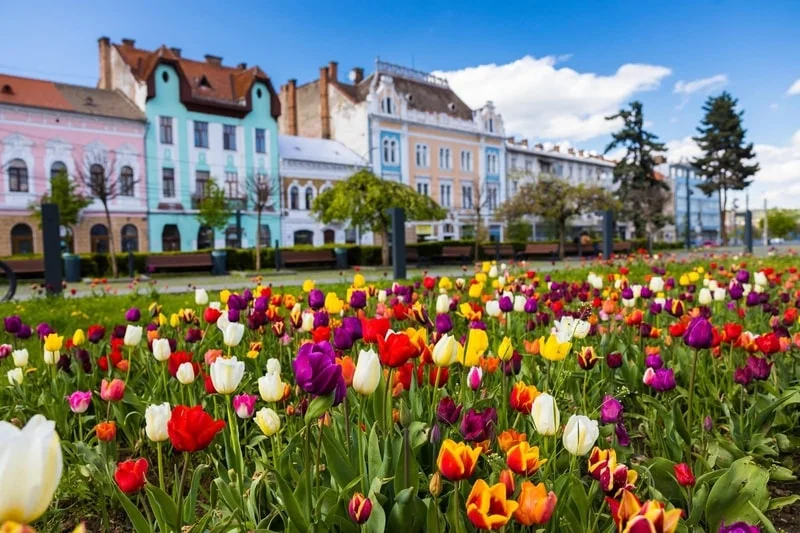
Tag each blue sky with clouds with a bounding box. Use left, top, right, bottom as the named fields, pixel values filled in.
left=2, top=0, right=799, bottom=205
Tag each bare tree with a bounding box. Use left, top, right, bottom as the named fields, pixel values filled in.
left=246, top=173, right=278, bottom=271
left=76, top=150, right=135, bottom=278
left=462, top=179, right=497, bottom=258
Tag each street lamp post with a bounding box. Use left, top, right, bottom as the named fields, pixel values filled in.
left=685, top=172, right=691, bottom=249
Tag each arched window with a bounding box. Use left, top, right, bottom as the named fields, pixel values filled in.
left=89, top=164, right=105, bottom=194
left=10, top=223, right=33, bottom=255
left=293, top=230, right=313, bottom=246
left=162, top=224, right=181, bottom=251
left=50, top=161, right=67, bottom=180
left=197, top=226, right=214, bottom=250
left=323, top=229, right=335, bottom=244
left=90, top=224, right=109, bottom=253
left=381, top=96, right=393, bottom=114
left=259, top=225, right=272, bottom=247
left=304, top=187, right=314, bottom=210
left=289, top=186, right=299, bottom=210
left=120, top=166, right=134, bottom=197
left=225, top=226, right=241, bottom=248
left=7, top=159, right=29, bottom=192
left=121, top=224, right=138, bottom=252
left=382, top=138, right=397, bottom=165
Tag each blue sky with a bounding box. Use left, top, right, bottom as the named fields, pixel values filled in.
left=3, top=0, right=800, bottom=205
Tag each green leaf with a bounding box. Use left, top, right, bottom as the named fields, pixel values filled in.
left=393, top=432, right=420, bottom=496
left=672, top=401, right=691, bottom=446
left=305, top=394, right=334, bottom=424
left=768, top=465, right=797, bottom=481
left=367, top=424, right=382, bottom=487
left=426, top=497, right=444, bottom=533
left=185, top=463, right=208, bottom=523
left=114, top=486, right=154, bottom=533
left=705, top=457, right=770, bottom=530
left=446, top=487, right=466, bottom=533
left=387, top=487, right=427, bottom=533
left=322, top=424, right=359, bottom=493
left=767, top=494, right=800, bottom=511
left=145, top=484, right=179, bottom=532
left=274, top=469, right=310, bottom=532
left=373, top=372, right=388, bottom=432
left=747, top=501, right=777, bottom=533
left=364, top=497, right=386, bottom=533
left=687, top=483, right=708, bottom=525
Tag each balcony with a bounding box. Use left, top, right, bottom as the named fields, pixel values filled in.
left=191, top=194, right=248, bottom=211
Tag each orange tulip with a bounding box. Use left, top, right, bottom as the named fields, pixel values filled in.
left=587, top=447, right=637, bottom=496
left=506, top=441, right=547, bottom=476
left=513, top=481, right=557, bottom=526
left=95, top=421, right=117, bottom=441
left=336, top=356, right=355, bottom=387
left=466, top=479, right=518, bottom=531
left=436, top=439, right=481, bottom=481
left=479, top=356, right=500, bottom=374
left=607, top=490, right=681, bottom=533
left=522, top=338, right=540, bottom=355
left=497, top=429, right=527, bottom=453
left=509, top=382, right=540, bottom=413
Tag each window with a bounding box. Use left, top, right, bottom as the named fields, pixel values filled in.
left=10, top=223, right=33, bottom=255
left=510, top=156, right=517, bottom=169
left=382, top=138, right=398, bottom=165
left=120, top=166, right=134, bottom=197
left=197, top=226, right=214, bottom=249
left=194, top=121, right=208, bottom=148
left=195, top=170, right=210, bottom=197
left=554, top=164, right=563, bottom=176
left=416, top=179, right=429, bottom=197
left=485, top=118, right=494, bottom=132
left=487, top=183, right=499, bottom=211
left=162, top=168, right=175, bottom=198
left=487, top=152, right=498, bottom=175
left=323, top=229, right=335, bottom=244
left=255, top=128, right=266, bottom=153
left=50, top=161, right=67, bottom=180
left=121, top=224, right=138, bottom=252
left=525, top=160, right=534, bottom=172
left=440, top=182, right=452, bottom=208
left=256, top=174, right=271, bottom=205
left=90, top=164, right=105, bottom=194
left=90, top=224, right=109, bottom=253
left=225, top=171, right=239, bottom=197
left=225, top=226, right=241, bottom=248
left=381, top=97, right=393, bottom=114
left=540, top=161, right=552, bottom=174
left=259, top=225, right=272, bottom=247
left=293, top=230, right=313, bottom=245
left=345, top=228, right=357, bottom=244
left=460, top=150, right=472, bottom=172
left=439, top=147, right=452, bottom=170
left=162, top=224, right=181, bottom=251
left=223, top=125, right=237, bottom=150
left=511, top=180, right=518, bottom=196
left=7, top=159, right=28, bottom=192
left=304, top=186, right=314, bottom=210
left=462, top=183, right=473, bottom=209
left=159, top=116, right=173, bottom=145
left=415, top=144, right=429, bottom=167
left=289, top=186, right=299, bottom=210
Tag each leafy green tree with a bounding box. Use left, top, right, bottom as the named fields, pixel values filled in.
left=497, top=176, right=617, bottom=259
left=196, top=179, right=233, bottom=248
left=29, top=170, right=92, bottom=252
left=605, top=101, right=668, bottom=238
left=312, top=170, right=446, bottom=266
left=759, top=209, right=798, bottom=240
left=506, top=220, right=533, bottom=242
left=692, top=92, right=759, bottom=245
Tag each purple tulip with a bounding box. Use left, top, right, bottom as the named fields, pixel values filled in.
left=36, top=322, right=54, bottom=339
left=649, top=301, right=663, bottom=315
left=436, top=397, right=463, bottom=425
left=499, top=296, right=513, bottom=313
left=57, top=353, right=72, bottom=373
left=233, top=394, right=258, bottom=419
left=703, top=415, right=713, bottom=432
left=292, top=341, right=346, bottom=406
left=75, top=348, right=92, bottom=373
left=350, top=291, right=367, bottom=309
left=228, top=294, right=246, bottom=311
left=735, top=269, right=750, bottom=284
left=524, top=298, right=538, bottom=314
left=644, top=367, right=676, bottom=392
left=683, top=316, right=713, bottom=349
left=248, top=312, right=266, bottom=330
left=640, top=323, right=653, bottom=338
left=621, top=287, right=634, bottom=300
left=729, top=283, right=744, bottom=300
left=745, top=292, right=760, bottom=307
left=4, top=315, right=21, bottom=334
left=16, top=324, right=32, bottom=340
left=332, top=327, right=353, bottom=351
left=606, top=352, right=623, bottom=369
left=746, top=356, right=772, bottom=381
left=734, top=366, right=753, bottom=386
left=615, top=422, right=631, bottom=447
left=87, top=325, right=105, bottom=343
left=459, top=407, right=497, bottom=442
left=341, top=317, right=362, bottom=341
left=253, top=296, right=268, bottom=313
left=719, top=521, right=760, bottom=533
left=435, top=313, right=453, bottom=334
left=503, top=352, right=522, bottom=375
left=308, top=289, right=325, bottom=310
left=645, top=353, right=663, bottom=370
left=185, top=328, right=202, bottom=343
left=125, top=307, right=141, bottom=322
left=468, top=367, right=483, bottom=390
left=600, top=395, right=624, bottom=424
left=112, top=325, right=126, bottom=339
left=241, top=288, right=253, bottom=303
left=227, top=308, right=241, bottom=323
left=639, top=287, right=653, bottom=299
left=430, top=424, right=442, bottom=444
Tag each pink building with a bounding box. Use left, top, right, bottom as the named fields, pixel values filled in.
left=0, top=73, right=147, bottom=256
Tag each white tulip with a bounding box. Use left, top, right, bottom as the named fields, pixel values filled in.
left=255, top=407, right=281, bottom=436
left=377, top=290, right=387, bottom=303
left=514, top=295, right=527, bottom=312
left=588, top=272, right=604, bottom=289
left=562, top=415, right=599, bottom=456
left=152, top=338, right=171, bottom=362
left=436, top=294, right=450, bottom=314
left=496, top=277, right=505, bottom=289
left=572, top=319, right=590, bottom=339
left=291, top=303, right=302, bottom=314
left=43, top=350, right=58, bottom=365
left=301, top=313, right=315, bottom=332
left=210, top=356, right=245, bottom=394
left=176, top=362, right=196, bottom=384
left=145, top=403, right=171, bottom=442
left=0, top=415, right=63, bottom=523
left=7, top=368, right=23, bottom=385
left=708, top=280, right=719, bottom=291
left=222, top=322, right=245, bottom=347
left=209, top=301, right=221, bottom=310
left=531, top=393, right=560, bottom=436
left=614, top=278, right=623, bottom=290
left=631, top=285, right=642, bottom=299
left=124, top=325, right=143, bottom=346
left=258, top=372, right=285, bottom=402
left=12, top=348, right=28, bottom=367
left=622, top=298, right=635, bottom=308
left=266, top=358, right=281, bottom=375
left=195, top=288, right=209, bottom=306
left=754, top=271, right=767, bottom=287
left=713, top=288, right=726, bottom=302
left=485, top=300, right=501, bottom=318
left=216, top=313, right=231, bottom=333
left=352, top=349, right=381, bottom=395
left=698, top=288, right=712, bottom=305
left=488, top=265, right=498, bottom=278
left=431, top=335, right=459, bottom=367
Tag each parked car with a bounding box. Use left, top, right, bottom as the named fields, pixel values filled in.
left=769, top=237, right=785, bottom=244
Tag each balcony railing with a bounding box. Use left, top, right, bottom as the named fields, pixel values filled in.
left=191, top=194, right=248, bottom=211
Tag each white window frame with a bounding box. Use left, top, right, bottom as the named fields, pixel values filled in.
left=462, top=182, right=473, bottom=209
left=225, top=171, right=239, bottom=197
left=381, top=96, right=393, bottom=114
left=415, top=143, right=429, bottom=168
left=439, top=147, right=452, bottom=170
left=415, top=177, right=430, bottom=197
left=439, top=180, right=452, bottom=208
left=460, top=150, right=473, bottom=172
left=487, top=152, right=498, bottom=175
left=382, top=138, right=398, bottom=165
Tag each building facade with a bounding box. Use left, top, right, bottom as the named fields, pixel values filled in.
left=0, top=73, right=147, bottom=256
left=669, top=161, right=721, bottom=244
left=280, top=60, right=507, bottom=243
left=99, top=38, right=282, bottom=252
left=278, top=134, right=372, bottom=246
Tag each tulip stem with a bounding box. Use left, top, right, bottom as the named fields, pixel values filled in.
left=226, top=398, right=246, bottom=513
left=157, top=441, right=165, bottom=491
left=176, top=452, right=190, bottom=530
left=385, top=368, right=394, bottom=435
left=357, top=395, right=367, bottom=493
left=685, top=348, right=700, bottom=462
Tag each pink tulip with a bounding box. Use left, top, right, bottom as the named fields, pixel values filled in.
left=100, top=378, right=126, bottom=402
left=68, top=391, right=92, bottom=413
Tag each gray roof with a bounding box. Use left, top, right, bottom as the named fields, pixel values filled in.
left=53, top=83, right=145, bottom=121
left=279, top=135, right=368, bottom=167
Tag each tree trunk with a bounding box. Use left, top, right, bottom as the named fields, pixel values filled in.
left=255, top=208, right=262, bottom=272
left=558, top=220, right=566, bottom=260
left=380, top=229, right=390, bottom=267
left=103, top=203, right=119, bottom=278
left=720, top=188, right=728, bottom=246
left=474, top=207, right=482, bottom=260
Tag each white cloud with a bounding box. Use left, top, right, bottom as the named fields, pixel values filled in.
left=434, top=55, right=671, bottom=142
left=673, top=74, right=728, bottom=95
left=665, top=136, right=703, bottom=163
left=787, top=79, right=800, bottom=95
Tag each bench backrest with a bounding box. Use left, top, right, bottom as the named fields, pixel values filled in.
left=524, top=243, right=558, bottom=253
left=442, top=246, right=471, bottom=255
left=4, top=258, right=45, bottom=273
left=147, top=254, right=212, bottom=267
left=282, top=250, right=335, bottom=261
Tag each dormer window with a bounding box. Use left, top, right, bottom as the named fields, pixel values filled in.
left=381, top=96, right=394, bottom=115
left=448, top=102, right=456, bottom=112
left=198, top=75, right=212, bottom=90
left=84, top=96, right=95, bottom=107
left=1, top=84, right=13, bottom=95
left=486, top=118, right=494, bottom=132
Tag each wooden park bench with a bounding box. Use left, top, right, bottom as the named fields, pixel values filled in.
left=519, top=243, right=558, bottom=259
left=146, top=253, right=212, bottom=273
left=481, top=244, right=516, bottom=260
left=440, top=245, right=472, bottom=263
left=4, top=258, right=45, bottom=275
left=613, top=241, right=633, bottom=254
left=281, top=249, right=336, bottom=268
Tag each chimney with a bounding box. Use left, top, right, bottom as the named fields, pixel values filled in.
left=520, top=139, right=528, bottom=147
left=121, top=38, right=136, bottom=48
left=351, top=67, right=364, bottom=84
left=98, top=36, right=112, bottom=90
left=287, top=79, right=298, bottom=136
left=170, top=47, right=182, bottom=57
left=205, top=54, right=223, bottom=66
left=237, top=62, right=247, bottom=70
left=328, top=61, right=338, bottom=81
left=534, top=143, right=543, bottom=150
left=320, top=66, right=330, bottom=139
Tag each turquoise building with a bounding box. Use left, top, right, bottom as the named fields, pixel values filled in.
left=99, top=38, right=282, bottom=251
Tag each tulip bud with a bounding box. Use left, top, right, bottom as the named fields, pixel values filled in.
left=258, top=371, right=285, bottom=402
left=145, top=403, right=171, bottom=442
left=195, top=288, right=209, bottom=305
left=499, top=469, right=515, bottom=498
left=399, top=400, right=412, bottom=428
left=7, top=367, right=23, bottom=385
left=210, top=356, right=245, bottom=394
left=531, top=393, right=559, bottom=436
left=152, top=338, right=171, bottom=362
left=348, top=492, right=373, bottom=524
left=12, top=348, right=28, bottom=367
left=176, top=362, right=196, bottom=384
left=468, top=366, right=483, bottom=390
left=562, top=415, right=599, bottom=456
left=606, top=352, right=623, bottom=369
left=352, top=349, right=380, bottom=395
left=72, top=329, right=86, bottom=346
left=436, top=294, right=450, bottom=314
left=67, top=391, right=92, bottom=413
left=429, top=472, right=442, bottom=497
left=255, top=407, right=281, bottom=436
left=123, top=325, right=143, bottom=346
left=233, top=394, right=258, bottom=419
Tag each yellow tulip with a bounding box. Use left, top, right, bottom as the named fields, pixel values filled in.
left=439, top=277, right=453, bottom=290
left=220, top=289, right=231, bottom=304
left=71, top=329, right=85, bottom=347
left=353, top=273, right=366, bottom=288
left=325, top=292, right=344, bottom=314
left=678, top=274, right=690, bottom=287
left=43, top=334, right=63, bottom=353
left=459, top=303, right=482, bottom=321
left=170, top=314, right=181, bottom=328
left=460, top=329, right=489, bottom=367
left=482, top=261, right=491, bottom=273
left=537, top=334, right=571, bottom=362
left=696, top=266, right=705, bottom=274
left=688, top=271, right=700, bottom=282
left=498, top=336, right=514, bottom=361
left=158, top=313, right=168, bottom=327
left=302, top=279, right=315, bottom=293
left=468, top=282, right=484, bottom=299
left=475, top=272, right=488, bottom=284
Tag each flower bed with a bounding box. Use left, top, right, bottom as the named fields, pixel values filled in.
left=1, top=254, right=799, bottom=532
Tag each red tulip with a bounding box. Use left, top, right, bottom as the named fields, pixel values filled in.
left=722, top=323, right=742, bottom=343
left=361, top=317, right=390, bottom=344
left=673, top=463, right=695, bottom=487
left=168, top=351, right=199, bottom=378
left=756, top=332, right=781, bottom=356
left=204, top=307, right=222, bottom=324
left=378, top=332, right=417, bottom=368
left=114, top=458, right=148, bottom=493
left=167, top=405, right=226, bottom=452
